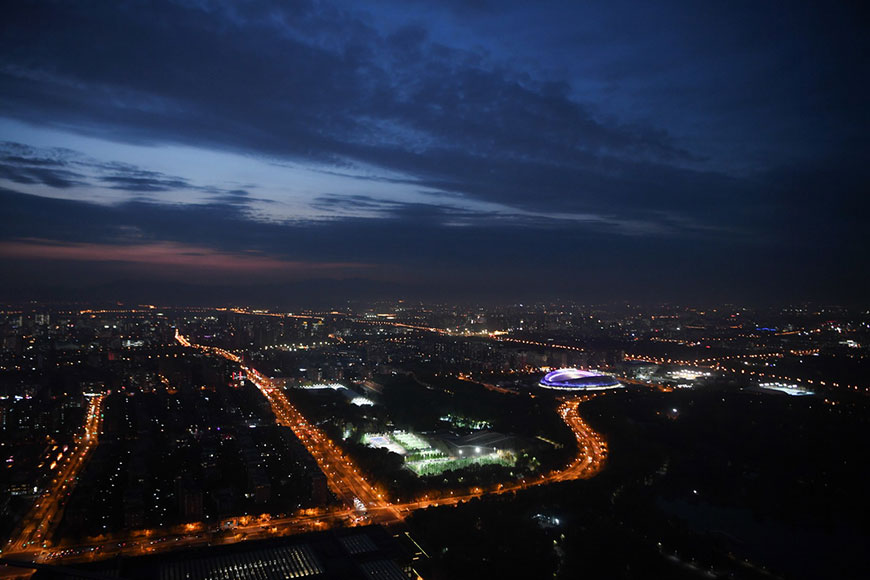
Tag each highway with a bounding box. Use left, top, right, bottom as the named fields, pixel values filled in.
left=249, top=369, right=404, bottom=524
left=175, top=330, right=607, bottom=513
left=175, top=331, right=403, bottom=522
left=38, top=509, right=358, bottom=565
left=33, top=389, right=606, bottom=566
left=383, top=395, right=607, bottom=513
left=2, top=395, right=104, bottom=561
left=0, top=333, right=607, bottom=569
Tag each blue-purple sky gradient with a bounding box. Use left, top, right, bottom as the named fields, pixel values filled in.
left=1, top=1, right=866, bottom=304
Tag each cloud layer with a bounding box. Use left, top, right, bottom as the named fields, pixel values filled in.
left=0, top=0, right=866, bottom=303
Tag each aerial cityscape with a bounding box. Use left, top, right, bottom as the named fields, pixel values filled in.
left=1, top=1, right=867, bottom=579
left=0, top=303, right=867, bottom=578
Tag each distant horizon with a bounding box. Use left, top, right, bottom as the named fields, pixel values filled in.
left=2, top=295, right=865, bottom=311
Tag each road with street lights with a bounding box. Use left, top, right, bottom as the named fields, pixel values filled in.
left=2, top=395, right=103, bottom=559
left=0, top=333, right=606, bottom=571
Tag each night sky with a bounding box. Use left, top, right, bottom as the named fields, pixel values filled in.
left=1, top=1, right=867, bottom=305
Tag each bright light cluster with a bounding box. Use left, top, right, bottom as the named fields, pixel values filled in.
left=539, top=368, right=622, bottom=391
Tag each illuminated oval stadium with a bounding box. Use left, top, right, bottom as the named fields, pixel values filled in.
left=539, top=368, right=622, bottom=391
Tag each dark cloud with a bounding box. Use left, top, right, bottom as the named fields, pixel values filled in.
left=312, top=193, right=506, bottom=227
left=0, top=142, right=85, bottom=188
left=207, top=188, right=274, bottom=206
left=311, top=194, right=398, bottom=213
left=0, top=141, right=275, bottom=209
left=99, top=171, right=191, bottom=192
left=0, top=1, right=866, bottom=303
left=0, top=2, right=711, bottom=215
left=1, top=186, right=866, bottom=304
left=0, top=163, right=83, bottom=188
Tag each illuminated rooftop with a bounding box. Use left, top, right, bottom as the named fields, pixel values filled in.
left=539, top=368, right=622, bottom=391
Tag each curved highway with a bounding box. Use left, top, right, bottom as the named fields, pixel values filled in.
left=4, top=334, right=608, bottom=568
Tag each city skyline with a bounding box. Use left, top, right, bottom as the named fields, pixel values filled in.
left=1, top=301, right=866, bottom=578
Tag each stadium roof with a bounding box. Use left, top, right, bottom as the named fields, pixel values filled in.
left=539, top=368, right=622, bottom=391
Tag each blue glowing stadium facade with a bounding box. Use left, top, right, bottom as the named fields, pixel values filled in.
left=539, top=368, right=622, bottom=391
